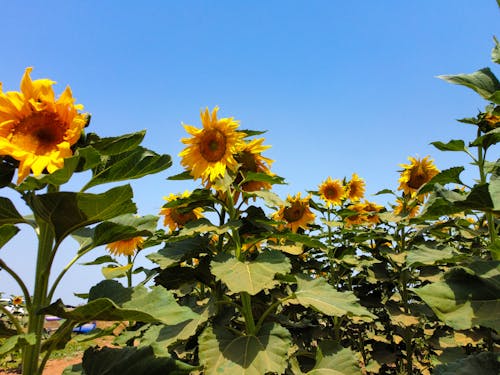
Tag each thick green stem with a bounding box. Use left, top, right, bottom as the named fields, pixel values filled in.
left=0, top=304, right=24, bottom=334
left=22, top=220, right=54, bottom=375
left=240, top=292, right=256, bottom=334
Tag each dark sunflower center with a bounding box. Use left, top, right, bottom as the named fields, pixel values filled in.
left=170, top=208, right=197, bottom=226
left=11, top=111, right=66, bottom=155
left=236, top=151, right=258, bottom=172
left=199, top=129, right=227, bottom=162
left=283, top=202, right=305, bottom=223
left=407, top=167, right=428, bottom=190
left=324, top=187, right=339, bottom=200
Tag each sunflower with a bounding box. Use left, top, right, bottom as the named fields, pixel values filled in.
left=160, top=191, right=204, bottom=233
left=346, top=173, right=365, bottom=202
left=0, top=67, right=88, bottom=183
left=344, top=202, right=367, bottom=227
left=179, top=107, right=246, bottom=184
left=393, top=198, right=420, bottom=218
left=318, top=177, right=346, bottom=207
left=273, top=193, right=316, bottom=233
left=235, top=138, right=274, bottom=192
left=398, top=156, right=439, bottom=196
left=106, top=236, right=144, bottom=257
left=12, top=296, right=23, bottom=306
left=363, top=200, right=384, bottom=225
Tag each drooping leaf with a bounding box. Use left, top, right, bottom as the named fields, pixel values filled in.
left=81, top=345, right=197, bottom=375
left=198, top=323, right=291, bottom=375
left=178, top=218, right=239, bottom=237
left=242, top=171, right=286, bottom=186
left=288, top=275, right=376, bottom=319
left=434, top=352, right=500, bottom=375
left=412, top=267, right=500, bottom=331
left=211, top=251, right=291, bottom=295
left=308, top=341, right=362, bottom=375
left=0, top=333, right=36, bottom=356
left=147, top=236, right=210, bottom=269
left=438, top=68, right=500, bottom=103
left=431, top=140, right=466, bottom=152
left=80, top=255, right=118, bottom=266
left=0, top=224, right=19, bottom=249
left=29, top=185, right=136, bottom=242
left=0, top=197, right=25, bottom=225
left=41, top=281, right=198, bottom=326
left=247, top=190, right=287, bottom=208
left=492, top=36, right=500, bottom=64
left=102, top=264, right=133, bottom=279
left=406, top=244, right=456, bottom=267
left=82, top=146, right=171, bottom=191
left=470, top=128, right=500, bottom=149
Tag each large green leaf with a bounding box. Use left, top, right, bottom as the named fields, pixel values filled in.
left=0, top=224, right=19, bottom=249
left=406, top=244, right=456, bottom=267
left=0, top=197, right=25, bottom=225
left=89, top=131, right=146, bottom=156
left=81, top=346, right=196, bottom=375
left=434, top=352, right=500, bottom=375
left=72, top=214, right=158, bottom=252
left=412, top=267, right=500, bottom=331
left=198, top=323, right=291, bottom=375
left=438, top=68, right=500, bottom=102
left=430, top=140, right=466, bottom=152
left=29, top=185, right=136, bottom=242
left=211, top=251, right=291, bottom=295
left=419, top=167, right=465, bottom=194
left=82, top=146, right=171, bottom=191
left=41, top=280, right=198, bottom=326
left=0, top=333, right=36, bottom=356
left=288, top=275, right=376, bottom=319
left=308, top=341, right=362, bottom=375
left=470, top=128, right=500, bottom=149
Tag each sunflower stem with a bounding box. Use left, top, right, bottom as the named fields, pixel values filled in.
left=22, top=219, right=54, bottom=375
left=240, top=292, right=256, bottom=335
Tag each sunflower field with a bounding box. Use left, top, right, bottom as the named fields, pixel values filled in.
left=1, top=17, right=500, bottom=375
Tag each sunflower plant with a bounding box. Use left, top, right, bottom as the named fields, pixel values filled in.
left=0, top=68, right=174, bottom=375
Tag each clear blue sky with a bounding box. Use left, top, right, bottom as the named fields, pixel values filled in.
left=1, top=1, right=499, bottom=305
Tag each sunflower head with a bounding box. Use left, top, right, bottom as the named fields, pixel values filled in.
left=12, top=296, right=23, bottom=306
left=106, top=237, right=144, bottom=257
left=234, top=138, right=274, bottom=192
left=318, top=177, right=346, bottom=207
left=393, top=197, right=420, bottom=218
left=346, top=173, right=366, bottom=202
left=160, top=191, right=204, bottom=233
left=179, top=107, right=246, bottom=184
left=273, top=193, right=316, bottom=233
left=344, top=200, right=382, bottom=227
left=0, top=67, right=88, bottom=183
left=398, top=156, right=439, bottom=196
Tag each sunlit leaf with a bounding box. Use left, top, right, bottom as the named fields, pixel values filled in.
left=431, top=140, right=466, bottom=152
left=412, top=267, right=500, bottom=331
left=419, top=167, right=465, bottom=194
left=0, top=333, right=36, bottom=356
left=309, top=341, right=362, bottom=375
left=198, top=323, right=290, bottom=375
left=82, top=146, right=171, bottom=191
left=288, top=275, right=376, bottom=319
left=17, top=156, right=80, bottom=190
left=406, top=244, right=456, bottom=267
left=102, top=264, right=132, bottom=279
left=211, top=251, right=291, bottom=295
left=492, top=36, right=500, bottom=64
left=438, top=68, right=500, bottom=103
left=89, top=131, right=146, bottom=156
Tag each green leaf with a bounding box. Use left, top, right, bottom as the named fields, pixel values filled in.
left=438, top=68, right=500, bottom=102
left=270, top=232, right=327, bottom=250
left=288, top=275, right=376, bottom=319
left=419, top=167, right=465, bottom=194
left=62, top=363, right=84, bottom=375
left=81, top=346, right=197, bottom=375
left=0, top=333, right=36, bottom=356
left=493, top=36, right=500, bottom=65
left=246, top=190, right=287, bottom=208
left=102, top=264, right=133, bottom=279
left=470, top=128, right=500, bottom=149
left=42, top=281, right=198, bottom=326
left=211, top=251, right=291, bottom=295
left=167, top=170, right=193, bottom=180
left=242, top=171, right=286, bottom=186
left=434, top=352, right=500, bottom=375
left=309, top=341, right=362, bottom=375
left=179, top=218, right=238, bottom=237
left=89, top=131, right=146, bottom=156
left=80, top=255, right=118, bottom=266
left=489, top=167, right=500, bottom=211
left=30, top=185, right=136, bottom=242
left=17, top=156, right=80, bottom=190
left=0, top=197, right=25, bottom=225
left=0, top=224, right=19, bottom=249
left=406, top=244, right=456, bottom=267
left=412, top=267, right=500, bottom=331
left=147, top=236, right=210, bottom=269
left=431, top=140, right=466, bottom=152
left=82, top=146, right=171, bottom=191
left=198, top=323, right=291, bottom=375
